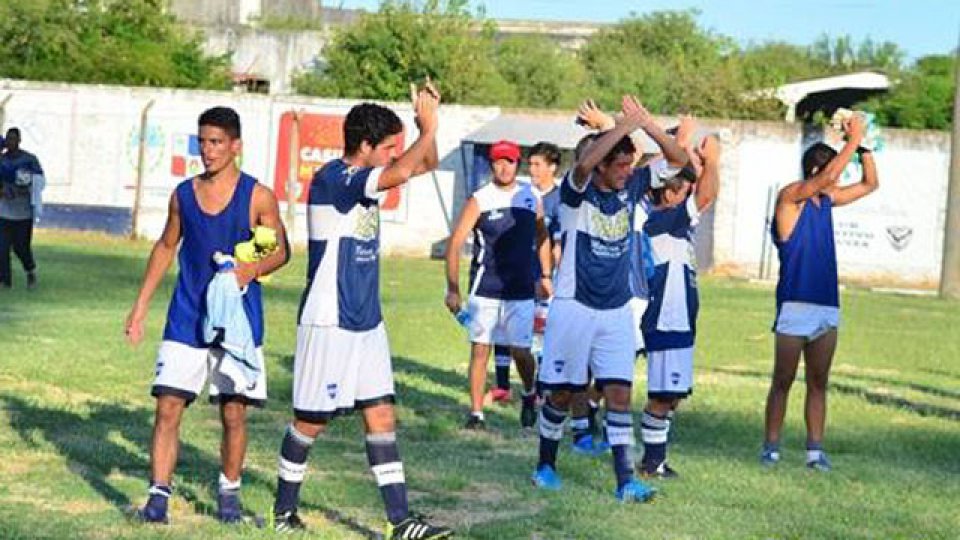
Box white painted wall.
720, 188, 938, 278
0, 79, 950, 286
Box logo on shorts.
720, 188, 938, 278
155, 362, 164, 377
670, 372, 681, 386
326, 383, 338, 399
554, 360, 565, 374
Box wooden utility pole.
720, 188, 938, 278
940, 41, 960, 299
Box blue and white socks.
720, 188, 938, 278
274, 424, 315, 515
365, 432, 409, 525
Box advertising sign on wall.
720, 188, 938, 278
272, 111, 407, 222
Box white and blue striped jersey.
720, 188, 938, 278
298, 159, 385, 331
641, 196, 701, 351
554, 167, 651, 310
469, 181, 541, 300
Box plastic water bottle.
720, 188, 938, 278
455, 309, 472, 328
212, 251, 236, 271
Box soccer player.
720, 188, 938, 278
445, 139, 553, 431
124, 106, 290, 524
270, 85, 452, 539
761, 114, 876, 471
533, 95, 687, 502
638, 128, 721, 479
490, 142, 562, 405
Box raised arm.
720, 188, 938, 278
234, 184, 291, 287
693, 135, 721, 212
623, 95, 688, 168
573, 97, 649, 188
124, 193, 182, 346
378, 83, 441, 190
444, 197, 481, 314
779, 116, 865, 205
826, 149, 878, 207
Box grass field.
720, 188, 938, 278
0, 230, 958, 539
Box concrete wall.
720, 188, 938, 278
0, 79, 498, 256
0, 79, 950, 286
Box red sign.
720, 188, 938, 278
273, 111, 402, 210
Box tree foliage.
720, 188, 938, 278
0, 0, 229, 89
294, 0, 514, 105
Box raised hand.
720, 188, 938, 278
843, 113, 866, 143
675, 115, 697, 148
414, 78, 440, 134
577, 99, 614, 131
697, 134, 721, 164
619, 95, 653, 131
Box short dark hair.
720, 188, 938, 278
529, 141, 561, 166
651, 176, 691, 205
198, 107, 241, 139
343, 103, 404, 156
801, 142, 837, 179
600, 136, 636, 166
5, 127, 20, 138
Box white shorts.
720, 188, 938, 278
538, 299, 636, 391
293, 323, 395, 422
774, 302, 840, 341
647, 347, 694, 399
152, 340, 267, 407
466, 296, 534, 348
629, 297, 649, 353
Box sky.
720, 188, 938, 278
329, 0, 959, 60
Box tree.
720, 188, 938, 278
493, 36, 586, 109
294, 0, 514, 105
0, 0, 229, 89
861, 54, 955, 130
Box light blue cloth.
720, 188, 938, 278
203, 265, 261, 390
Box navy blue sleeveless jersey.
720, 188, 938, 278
469, 181, 540, 300
773, 194, 840, 310
163, 173, 264, 347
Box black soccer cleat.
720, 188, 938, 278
386, 513, 453, 539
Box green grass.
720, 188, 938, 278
1, 230, 958, 539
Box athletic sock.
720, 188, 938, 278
640, 410, 669, 470
806, 441, 824, 463
537, 401, 567, 469
605, 410, 636, 489
366, 432, 409, 525
274, 424, 315, 515
494, 345, 511, 390
587, 400, 600, 435
570, 416, 591, 443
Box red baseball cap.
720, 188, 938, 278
489, 140, 521, 162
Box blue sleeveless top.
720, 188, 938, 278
163, 173, 264, 347
772, 194, 839, 310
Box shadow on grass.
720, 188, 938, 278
705, 366, 960, 421
0, 393, 383, 538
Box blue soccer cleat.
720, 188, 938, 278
531, 464, 562, 490
806, 452, 832, 472
571, 434, 597, 455
216, 492, 244, 524
615, 478, 657, 503
760, 448, 781, 467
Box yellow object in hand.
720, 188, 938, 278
252, 226, 278, 251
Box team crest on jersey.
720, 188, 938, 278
488, 209, 504, 221
524, 197, 535, 210
326, 383, 338, 399
354, 205, 380, 241
588, 206, 631, 242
